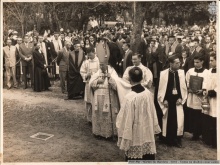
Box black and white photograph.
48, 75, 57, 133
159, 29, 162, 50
1, 0, 219, 163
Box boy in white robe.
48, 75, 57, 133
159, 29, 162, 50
202, 53, 217, 148
80, 47, 100, 123
185, 55, 209, 140
158, 54, 187, 147
117, 67, 161, 160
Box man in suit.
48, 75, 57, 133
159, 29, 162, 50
19, 35, 34, 89
3, 39, 19, 89
184, 42, 198, 73
15, 37, 23, 84
165, 36, 178, 56
60, 32, 66, 47
194, 38, 208, 69
139, 33, 149, 66
121, 42, 133, 74
57, 41, 71, 94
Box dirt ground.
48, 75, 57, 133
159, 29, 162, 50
3, 81, 217, 162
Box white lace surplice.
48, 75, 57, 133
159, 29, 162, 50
116, 89, 161, 159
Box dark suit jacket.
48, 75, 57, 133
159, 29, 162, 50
123, 49, 133, 73
138, 39, 148, 66
175, 44, 183, 57
196, 46, 209, 69
108, 41, 122, 73
184, 50, 198, 73
19, 42, 34, 66
43, 40, 53, 64
57, 47, 70, 72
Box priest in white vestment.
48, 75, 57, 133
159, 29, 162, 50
80, 47, 100, 123
117, 67, 161, 160
123, 53, 153, 89
158, 54, 187, 147
89, 62, 120, 138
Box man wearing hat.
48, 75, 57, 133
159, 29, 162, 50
158, 54, 187, 147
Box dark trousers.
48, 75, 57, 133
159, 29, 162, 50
202, 114, 217, 148
59, 71, 68, 92
125, 154, 155, 161
22, 64, 33, 88
190, 108, 202, 138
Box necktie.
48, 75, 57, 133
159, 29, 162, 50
168, 45, 172, 53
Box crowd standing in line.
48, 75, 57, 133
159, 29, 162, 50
3, 19, 217, 160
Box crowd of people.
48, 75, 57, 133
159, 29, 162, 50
3, 19, 217, 160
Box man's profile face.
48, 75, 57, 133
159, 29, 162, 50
122, 44, 128, 51
209, 57, 216, 68
132, 55, 141, 66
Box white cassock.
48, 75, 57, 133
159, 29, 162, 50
80, 56, 100, 103
123, 63, 153, 89
158, 69, 187, 137
116, 88, 161, 158
206, 68, 217, 117
80, 56, 100, 122
52, 39, 63, 75
186, 68, 209, 111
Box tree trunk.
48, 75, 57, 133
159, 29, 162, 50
21, 22, 25, 38
130, 2, 146, 53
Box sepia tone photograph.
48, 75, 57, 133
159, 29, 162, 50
1, 0, 218, 163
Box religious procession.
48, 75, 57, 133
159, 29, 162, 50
2, 1, 217, 162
